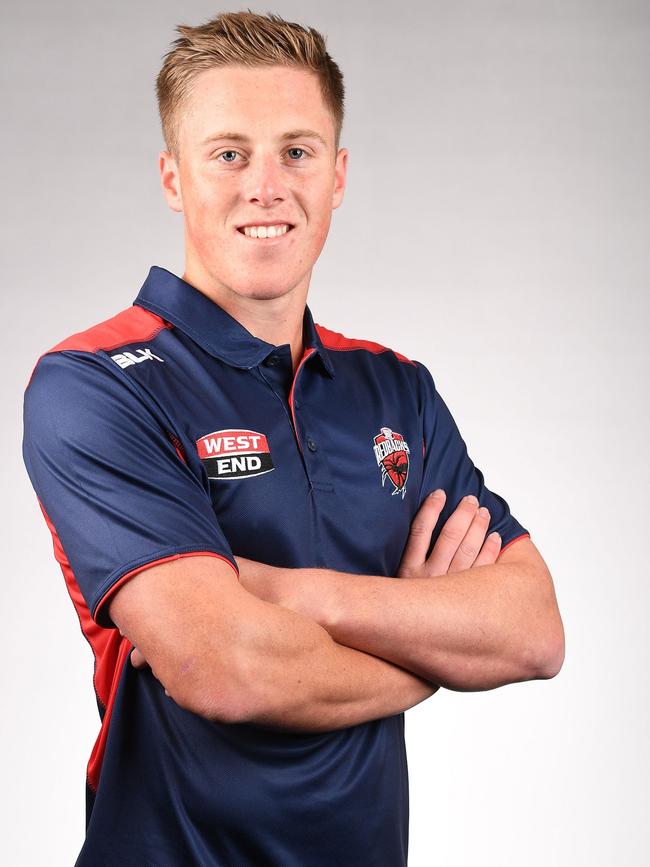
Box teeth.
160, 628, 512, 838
242, 224, 291, 238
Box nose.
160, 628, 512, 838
244, 153, 288, 207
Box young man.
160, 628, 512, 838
22, 11, 564, 866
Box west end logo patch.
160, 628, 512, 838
196, 429, 275, 480
373, 426, 410, 499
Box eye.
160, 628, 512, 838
217, 150, 240, 163
287, 147, 306, 160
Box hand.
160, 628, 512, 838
129, 646, 171, 697
130, 646, 148, 669
235, 556, 286, 606
397, 490, 502, 579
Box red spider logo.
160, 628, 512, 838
383, 451, 409, 489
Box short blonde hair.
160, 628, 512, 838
156, 10, 345, 160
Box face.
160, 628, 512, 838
159, 64, 348, 303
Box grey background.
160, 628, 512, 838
3, 1, 649, 864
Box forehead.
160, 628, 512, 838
180, 64, 334, 147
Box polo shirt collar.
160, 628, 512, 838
133, 265, 335, 378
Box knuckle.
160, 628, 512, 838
440, 526, 462, 543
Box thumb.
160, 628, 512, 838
130, 646, 148, 669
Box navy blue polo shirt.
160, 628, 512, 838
22, 265, 530, 866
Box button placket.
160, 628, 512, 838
288, 349, 315, 458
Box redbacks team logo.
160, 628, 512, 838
373, 426, 410, 499
196, 429, 274, 480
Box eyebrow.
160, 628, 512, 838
201, 128, 328, 148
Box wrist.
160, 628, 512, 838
235, 556, 284, 605
233, 558, 341, 635
286, 567, 343, 632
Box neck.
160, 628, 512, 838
182, 262, 310, 374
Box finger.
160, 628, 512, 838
473, 531, 502, 567
130, 647, 148, 669
398, 490, 446, 577
448, 505, 492, 573
427, 494, 479, 575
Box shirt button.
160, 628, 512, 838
294, 399, 301, 409
265, 355, 280, 367
307, 437, 317, 452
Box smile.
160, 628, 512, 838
237, 223, 294, 240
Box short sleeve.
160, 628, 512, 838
22, 350, 239, 628
414, 360, 530, 555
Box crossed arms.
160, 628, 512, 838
111, 489, 565, 734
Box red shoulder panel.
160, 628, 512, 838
26, 305, 172, 389
48, 304, 170, 354
315, 323, 416, 366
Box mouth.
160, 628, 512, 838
236, 222, 295, 241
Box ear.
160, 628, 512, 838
159, 150, 183, 213
332, 147, 348, 210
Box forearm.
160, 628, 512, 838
236, 547, 562, 692
227, 602, 438, 732
115, 557, 438, 734
296, 566, 538, 691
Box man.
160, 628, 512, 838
22, 11, 564, 866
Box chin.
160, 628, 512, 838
232, 277, 300, 301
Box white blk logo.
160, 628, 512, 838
110, 348, 165, 369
